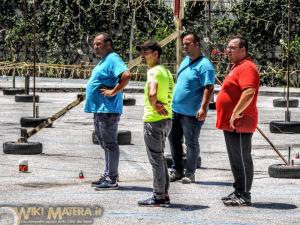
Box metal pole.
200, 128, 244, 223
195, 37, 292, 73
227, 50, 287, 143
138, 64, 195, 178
25, 74, 30, 95
18, 94, 85, 143
176, 0, 183, 71
288, 146, 291, 165
32, 0, 36, 118
109, 0, 112, 36
285, 0, 291, 122
208, 0, 211, 59
256, 127, 288, 165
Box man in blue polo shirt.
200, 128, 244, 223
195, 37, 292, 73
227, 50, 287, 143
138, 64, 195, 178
168, 32, 215, 184
85, 32, 131, 190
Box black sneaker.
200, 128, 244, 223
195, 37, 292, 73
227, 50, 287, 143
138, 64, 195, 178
165, 193, 170, 204
169, 170, 184, 182
138, 196, 169, 207
223, 193, 251, 207
94, 179, 119, 190
91, 176, 107, 187
221, 191, 238, 201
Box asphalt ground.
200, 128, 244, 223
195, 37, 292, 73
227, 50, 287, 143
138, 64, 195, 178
0, 78, 300, 225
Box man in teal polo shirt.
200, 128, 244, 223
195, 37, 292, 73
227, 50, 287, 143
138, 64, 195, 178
169, 32, 215, 184
85, 32, 131, 190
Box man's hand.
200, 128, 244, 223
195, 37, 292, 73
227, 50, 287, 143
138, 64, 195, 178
196, 108, 207, 121
100, 87, 116, 97
229, 112, 244, 129
155, 101, 168, 116
99, 70, 131, 97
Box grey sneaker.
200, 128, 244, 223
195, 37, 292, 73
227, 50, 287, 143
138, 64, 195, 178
138, 196, 169, 207
169, 170, 184, 182
91, 176, 107, 187
94, 178, 119, 190
181, 174, 195, 184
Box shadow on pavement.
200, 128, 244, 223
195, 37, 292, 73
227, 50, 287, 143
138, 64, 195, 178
251, 202, 297, 210
119, 186, 152, 192
168, 204, 209, 211
195, 181, 232, 186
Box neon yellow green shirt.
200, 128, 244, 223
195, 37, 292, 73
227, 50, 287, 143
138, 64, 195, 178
143, 65, 174, 122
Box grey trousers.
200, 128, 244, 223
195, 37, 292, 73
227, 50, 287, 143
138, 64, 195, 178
94, 113, 120, 181
144, 119, 172, 197
224, 130, 254, 195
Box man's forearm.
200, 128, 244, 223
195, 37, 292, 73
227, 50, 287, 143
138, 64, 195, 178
149, 95, 158, 107
233, 88, 256, 115
200, 85, 214, 110
112, 71, 131, 94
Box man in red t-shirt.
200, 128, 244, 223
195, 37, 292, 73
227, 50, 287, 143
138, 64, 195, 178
216, 36, 259, 206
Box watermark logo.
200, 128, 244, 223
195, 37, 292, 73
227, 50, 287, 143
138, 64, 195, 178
0, 205, 103, 225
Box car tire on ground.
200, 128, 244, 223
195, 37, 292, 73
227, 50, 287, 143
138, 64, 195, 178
268, 164, 300, 178
3, 88, 25, 95
123, 98, 136, 106
117, 130, 131, 145
92, 130, 131, 145
269, 121, 300, 134
3, 141, 43, 155
273, 98, 299, 108
20, 117, 52, 128
15, 94, 40, 103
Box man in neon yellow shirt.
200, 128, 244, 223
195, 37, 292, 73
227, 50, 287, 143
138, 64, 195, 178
136, 40, 174, 207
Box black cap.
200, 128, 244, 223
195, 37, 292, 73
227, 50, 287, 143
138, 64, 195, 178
136, 40, 162, 55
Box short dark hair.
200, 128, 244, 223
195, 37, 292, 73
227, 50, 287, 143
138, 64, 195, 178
182, 32, 200, 44
231, 35, 248, 52
136, 40, 162, 58
95, 32, 113, 48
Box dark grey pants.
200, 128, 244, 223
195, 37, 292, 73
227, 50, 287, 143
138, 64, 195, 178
144, 119, 172, 197
224, 130, 254, 195
94, 113, 120, 181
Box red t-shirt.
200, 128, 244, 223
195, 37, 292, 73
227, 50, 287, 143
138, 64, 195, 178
216, 58, 259, 133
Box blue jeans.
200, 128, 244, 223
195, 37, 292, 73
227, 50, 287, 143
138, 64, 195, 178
168, 111, 204, 175
94, 113, 120, 181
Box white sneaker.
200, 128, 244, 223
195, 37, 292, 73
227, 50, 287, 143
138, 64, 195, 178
181, 174, 195, 184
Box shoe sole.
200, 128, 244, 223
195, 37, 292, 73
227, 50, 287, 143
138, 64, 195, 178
138, 203, 170, 207
170, 177, 184, 182
223, 201, 251, 207
181, 180, 195, 184
182, 182, 193, 184
94, 186, 119, 191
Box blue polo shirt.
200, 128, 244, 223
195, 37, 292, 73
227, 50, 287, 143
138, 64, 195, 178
172, 56, 215, 116
84, 52, 128, 113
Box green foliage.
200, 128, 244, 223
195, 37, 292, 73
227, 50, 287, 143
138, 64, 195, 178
192, 0, 300, 86
1, 0, 300, 87
260, 63, 286, 87
0, 0, 174, 64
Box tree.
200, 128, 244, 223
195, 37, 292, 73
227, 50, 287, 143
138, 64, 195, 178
0, 0, 175, 64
